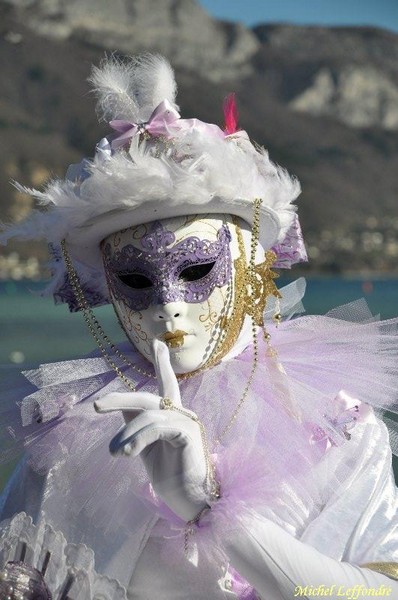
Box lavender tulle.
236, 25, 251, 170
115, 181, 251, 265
1, 294, 398, 596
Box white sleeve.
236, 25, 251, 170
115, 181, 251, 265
301, 414, 398, 564
223, 516, 397, 600
222, 415, 398, 599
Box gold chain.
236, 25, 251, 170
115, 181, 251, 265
61, 199, 274, 445
61, 198, 279, 486
61, 241, 149, 391
61, 237, 241, 388
182, 198, 265, 552
61, 239, 221, 523
161, 396, 220, 554
61, 199, 277, 541
214, 198, 263, 444
161, 398, 220, 501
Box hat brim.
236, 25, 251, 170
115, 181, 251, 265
66, 197, 281, 270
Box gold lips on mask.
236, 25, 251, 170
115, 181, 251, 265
162, 330, 188, 348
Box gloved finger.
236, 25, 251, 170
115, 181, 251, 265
152, 339, 182, 406
109, 410, 194, 456
94, 392, 162, 413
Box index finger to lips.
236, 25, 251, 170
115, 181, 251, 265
152, 339, 182, 406
94, 392, 161, 413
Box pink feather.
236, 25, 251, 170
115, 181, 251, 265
223, 93, 239, 135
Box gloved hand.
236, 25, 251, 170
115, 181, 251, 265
94, 339, 211, 522
223, 515, 398, 600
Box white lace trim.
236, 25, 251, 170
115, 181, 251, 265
0, 512, 127, 599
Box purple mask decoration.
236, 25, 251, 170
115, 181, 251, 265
103, 222, 232, 311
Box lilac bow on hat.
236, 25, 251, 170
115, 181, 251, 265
109, 99, 181, 149
109, 98, 225, 150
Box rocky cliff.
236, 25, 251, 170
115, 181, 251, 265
3, 0, 259, 80
255, 25, 398, 130
1, 0, 398, 275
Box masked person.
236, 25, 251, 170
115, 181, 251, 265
0, 55, 397, 600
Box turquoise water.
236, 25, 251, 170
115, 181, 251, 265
1, 277, 398, 366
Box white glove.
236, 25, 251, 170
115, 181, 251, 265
223, 516, 398, 599
94, 339, 210, 522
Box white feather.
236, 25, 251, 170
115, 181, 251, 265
12, 181, 53, 206
129, 54, 178, 121
89, 54, 178, 123
89, 55, 140, 122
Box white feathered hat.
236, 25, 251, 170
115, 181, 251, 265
0, 54, 306, 310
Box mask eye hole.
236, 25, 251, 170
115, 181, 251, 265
179, 262, 216, 282
117, 273, 153, 289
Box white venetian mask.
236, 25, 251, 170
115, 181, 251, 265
102, 214, 257, 374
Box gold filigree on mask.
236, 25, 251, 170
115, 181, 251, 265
192, 214, 281, 372
205, 249, 246, 367
199, 301, 220, 332
251, 251, 281, 328
215, 218, 281, 343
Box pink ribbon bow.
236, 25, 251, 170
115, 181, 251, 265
109, 99, 181, 150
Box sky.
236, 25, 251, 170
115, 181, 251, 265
198, 0, 398, 34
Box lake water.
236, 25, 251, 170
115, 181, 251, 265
1, 276, 398, 366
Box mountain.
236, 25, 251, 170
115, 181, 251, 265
2, 0, 259, 80
254, 24, 398, 130
1, 0, 398, 276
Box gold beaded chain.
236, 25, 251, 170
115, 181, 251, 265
214, 198, 263, 444
60, 198, 278, 447
183, 198, 266, 551
60, 199, 280, 553
61, 240, 148, 391
178, 198, 278, 447
161, 397, 220, 500
61, 241, 220, 536
62, 235, 241, 386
